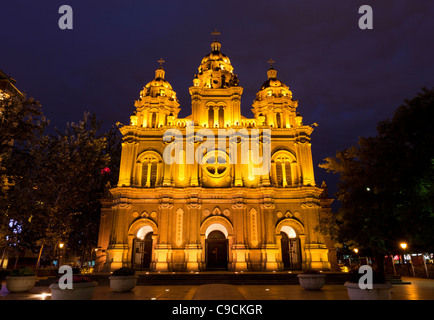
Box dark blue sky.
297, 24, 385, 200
1, 0, 434, 198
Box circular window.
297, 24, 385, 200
203, 151, 229, 177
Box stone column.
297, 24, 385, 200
154, 201, 173, 271
260, 199, 279, 270
185, 197, 202, 271
106, 200, 131, 271
231, 201, 248, 271
118, 140, 138, 187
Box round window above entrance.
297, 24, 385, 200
203, 151, 228, 177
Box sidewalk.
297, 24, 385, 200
1, 277, 433, 300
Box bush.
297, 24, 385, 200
9, 267, 35, 277
302, 269, 320, 274
36, 267, 59, 277
112, 267, 135, 276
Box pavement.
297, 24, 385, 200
0, 277, 433, 300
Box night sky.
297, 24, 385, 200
1, 0, 434, 199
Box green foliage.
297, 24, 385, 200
1, 94, 122, 266
9, 267, 35, 277
112, 267, 136, 276
320, 87, 434, 271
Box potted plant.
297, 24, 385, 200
297, 269, 326, 290
50, 275, 98, 300
5, 267, 39, 293
344, 266, 392, 300
109, 267, 138, 292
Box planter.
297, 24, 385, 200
344, 281, 392, 300
5, 276, 38, 293
297, 273, 326, 290
109, 275, 138, 292
49, 281, 98, 300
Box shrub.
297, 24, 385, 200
112, 267, 136, 276
9, 267, 35, 277
302, 269, 320, 274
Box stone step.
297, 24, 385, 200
35, 272, 350, 286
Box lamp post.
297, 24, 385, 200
59, 243, 64, 267
353, 248, 359, 265
400, 242, 407, 264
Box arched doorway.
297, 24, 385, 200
206, 230, 228, 270
132, 231, 153, 270
280, 227, 302, 270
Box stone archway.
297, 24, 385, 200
128, 218, 158, 270
276, 218, 305, 270
200, 216, 234, 270
205, 230, 228, 270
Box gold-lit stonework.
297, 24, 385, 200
96, 39, 336, 272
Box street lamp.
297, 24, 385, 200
400, 242, 407, 264
59, 243, 65, 267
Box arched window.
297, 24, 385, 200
151, 112, 157, 128
136, 151, 163, 187
276, 113, 282, 128
272, 151, 297, 187
208, 107, 214, 128
218, 106, 224, 128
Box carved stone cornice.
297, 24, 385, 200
112, 197, 132, 209
231, 203, 246, 210
158, 203, 173, 210
187, 194, 202, 209
260, 203, 275, 210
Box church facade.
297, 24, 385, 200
96, 39, 335, 272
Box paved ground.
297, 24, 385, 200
0, 277, 433, 300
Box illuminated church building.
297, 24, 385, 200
97, 38, 336, 272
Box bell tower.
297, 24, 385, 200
132, 58, 180, 129
189, 31, 243, 128
252, 60, 300, 129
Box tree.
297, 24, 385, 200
0, 95, 48, 268
320, 87, 434, 275
26, 112, 115, 266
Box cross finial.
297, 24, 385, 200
211, 29, 221, 41
267, 58, 275, 68
157, 57, 165, 68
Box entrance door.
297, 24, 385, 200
206, 230, 228, 270
281, 232, 301, 270
133, 232, 153, 270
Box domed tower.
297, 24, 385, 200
131, 60, 180, 128
189, 39, 243, 127
252, 62, 301, 128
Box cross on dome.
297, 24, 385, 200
211, 29, 222, 52
157, 58, 166, 68
155, 58, 166, 79
211, 29, 221, 41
